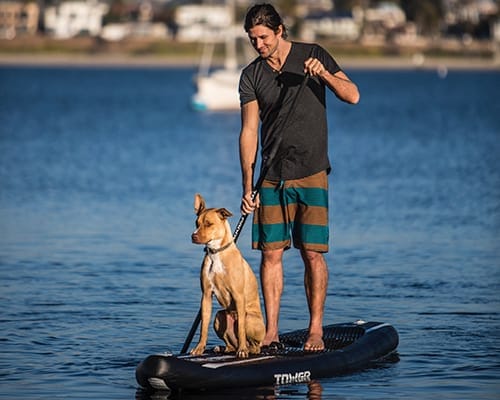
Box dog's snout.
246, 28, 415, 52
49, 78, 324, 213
192, 231, 200, 243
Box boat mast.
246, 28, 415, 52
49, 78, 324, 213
224, 0, 237, 71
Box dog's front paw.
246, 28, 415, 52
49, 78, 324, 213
249, 344, 262, 355
236, 347, 249, 359
190, 344, 206, 356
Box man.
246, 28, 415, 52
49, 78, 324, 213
239, 3, 359, 351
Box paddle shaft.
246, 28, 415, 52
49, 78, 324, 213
180, 73, 310, 354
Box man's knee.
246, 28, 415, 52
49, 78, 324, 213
300, 249, 325, 265
261, 248, 284, 267
214, 310, 225, 331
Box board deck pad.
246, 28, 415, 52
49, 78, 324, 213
171, 323, 370, 367
279, 323, 365, 350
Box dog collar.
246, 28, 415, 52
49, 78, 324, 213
205, 241, 233, 255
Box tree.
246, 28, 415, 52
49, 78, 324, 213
400, 0, 444, 36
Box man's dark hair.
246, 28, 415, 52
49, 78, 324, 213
244, 3, 288, 39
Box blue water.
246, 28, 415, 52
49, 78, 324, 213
1, 66, 499, 399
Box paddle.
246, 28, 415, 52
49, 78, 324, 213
180, 72, 310, 354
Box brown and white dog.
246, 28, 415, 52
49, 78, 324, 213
190, 193, 265, 358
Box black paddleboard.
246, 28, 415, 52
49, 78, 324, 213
136, 320, 399, 392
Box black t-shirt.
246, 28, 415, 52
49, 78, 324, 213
239, 42, 340, 180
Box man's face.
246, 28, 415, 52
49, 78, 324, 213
247, 24, 281, 59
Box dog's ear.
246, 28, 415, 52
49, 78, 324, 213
194, 193, 206, 215
217, 208, 233, 220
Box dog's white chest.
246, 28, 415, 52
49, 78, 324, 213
207, 253, 225, 275
204, 254, 228, 304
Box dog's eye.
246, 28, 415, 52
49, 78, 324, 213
204, 221, 213, 227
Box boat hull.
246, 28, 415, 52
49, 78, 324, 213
192, 69, 241, 111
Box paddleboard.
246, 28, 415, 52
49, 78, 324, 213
136, 320, 399, 392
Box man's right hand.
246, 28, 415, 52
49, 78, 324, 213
241, 191, 260, 215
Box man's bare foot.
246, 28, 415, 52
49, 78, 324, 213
262, 332, 279, 347
304, 333, 324, 351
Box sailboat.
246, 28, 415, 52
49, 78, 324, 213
191, 34, 242, 111
191, 1, 248, 112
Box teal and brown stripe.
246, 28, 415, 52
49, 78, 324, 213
252, 171, 329, 252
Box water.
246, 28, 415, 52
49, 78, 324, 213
0, 66, 499, 399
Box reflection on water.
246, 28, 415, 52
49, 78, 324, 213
135, 380, 323, 400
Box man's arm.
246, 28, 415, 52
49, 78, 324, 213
321, 70, 360, 104
304, 58, 360, 104
239, 100, 260, 214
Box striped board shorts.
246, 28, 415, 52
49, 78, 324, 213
252, 170, 329, 252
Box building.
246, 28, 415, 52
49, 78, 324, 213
0, 1, 39, 39
300, 11, 360, 41
44, 0, 109, 39
174, 4, 234, 42
99, 0, 169, 41
299, 1, 411, 43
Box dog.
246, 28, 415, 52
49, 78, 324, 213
190, 193, 265, 358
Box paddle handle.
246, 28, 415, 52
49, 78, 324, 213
232, 189, 258, 242
180, 309, 201, 354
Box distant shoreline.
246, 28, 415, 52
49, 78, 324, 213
0, 53, 498, 71
1, 35, 498, 70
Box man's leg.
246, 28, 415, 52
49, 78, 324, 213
301, 249, 328, 351
213, 310, 237, 352
260, 248, 284, 346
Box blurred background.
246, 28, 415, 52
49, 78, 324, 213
0, 0, 499, 69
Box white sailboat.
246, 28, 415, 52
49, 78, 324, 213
191, 34, 242, 111
191, 1, 248, 112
